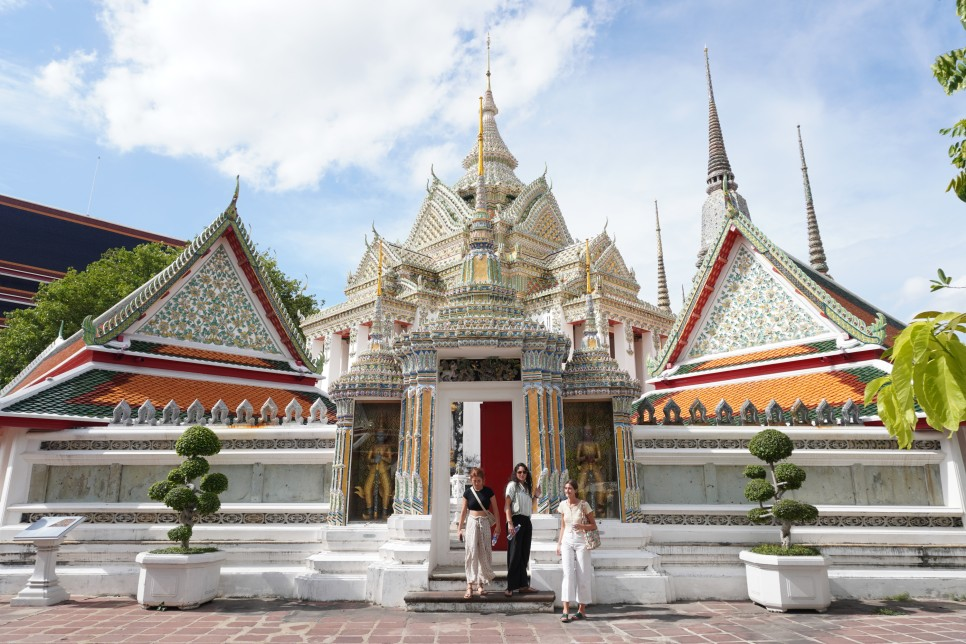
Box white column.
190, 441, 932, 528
638, 330, 654, 393
350, 323, 369, 369
611, 321, 631, 373
463, 402, 482, 469
324, 332, 344, 384
564, 322, 576, 359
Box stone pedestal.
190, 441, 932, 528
11, 541, 70, 607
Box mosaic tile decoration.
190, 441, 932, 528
139, 246, 283, 354
687, 245, 828, 358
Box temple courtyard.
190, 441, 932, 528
0, 595, 965, 643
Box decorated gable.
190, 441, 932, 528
516, 194, 572, 248
137, 245, 283, 355
686, 244, 831, 359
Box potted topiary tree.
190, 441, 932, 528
738, 428, 830, 612
136, 425, 229, 609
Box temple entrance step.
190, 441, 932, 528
428, 564, 506, 591
408, 565, 555, 612
404, 590, 556, 613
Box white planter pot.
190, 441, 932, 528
136, 550, 226, 609
738, 550, 830, 612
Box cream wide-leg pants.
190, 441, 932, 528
464, 515, 495, 586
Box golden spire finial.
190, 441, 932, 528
585, 239, 591, 295
478, 96, 484, 177
486, 33, 491, 90
377, 239, 383, 297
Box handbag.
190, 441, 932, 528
581, 505, 601, 550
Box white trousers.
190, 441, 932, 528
560, 530, 593, 604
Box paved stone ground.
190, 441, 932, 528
1, 596, 965, 643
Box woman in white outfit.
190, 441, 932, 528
556, 478, 597, 622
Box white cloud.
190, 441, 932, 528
49, 0, 598, 191
34, 50, 96, 99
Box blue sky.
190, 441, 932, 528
0, 0, 963, 322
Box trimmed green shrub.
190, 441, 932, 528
148, 425, 228, 552
743, 428, 819, 552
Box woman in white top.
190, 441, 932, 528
555, 478, 597, 622
503, 462, 541, 596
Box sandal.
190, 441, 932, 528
504, 589, 513, 597
463, 586, 473, 599
571, 612, 586, 620
560, 613, 571, 622
477, 586, 487, 597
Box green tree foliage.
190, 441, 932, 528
0, 243, 180, 387
0, 242, 320, 389
257, 250, 321, 329
865, 312, 966, 448
931, 0, 966, 201
865, 4, 966, 448
743, 429, 818, 552
148, 425, 227, 551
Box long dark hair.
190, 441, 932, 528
508, 462, 533, 495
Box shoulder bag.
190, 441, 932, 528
470, 487, 496, 525
581, 503, 601, 550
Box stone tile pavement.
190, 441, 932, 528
0, 595, 964, 643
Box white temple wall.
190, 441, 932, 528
634, 426, 966, 548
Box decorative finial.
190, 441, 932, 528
486, 33, 492, 91
232, 175, 239, 205
655, 201, 671, 312
478, 96, 484, 178
585, 239, 592, 295
798, 125, 830, 276
704, 48, 737, 195
377, 239, 384, 297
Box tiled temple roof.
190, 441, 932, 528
126, 340, 297, 372
635, 364, 886, 426
3, 368, 335, 423
0, 334, 85, 397
672, 340, 839, 375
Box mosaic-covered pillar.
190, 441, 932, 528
393, 341, 436, 515
523, 341, 569, 514
327, 396, 355, 525
612, 392, 642, 522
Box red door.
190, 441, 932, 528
480, 401, 513, 552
